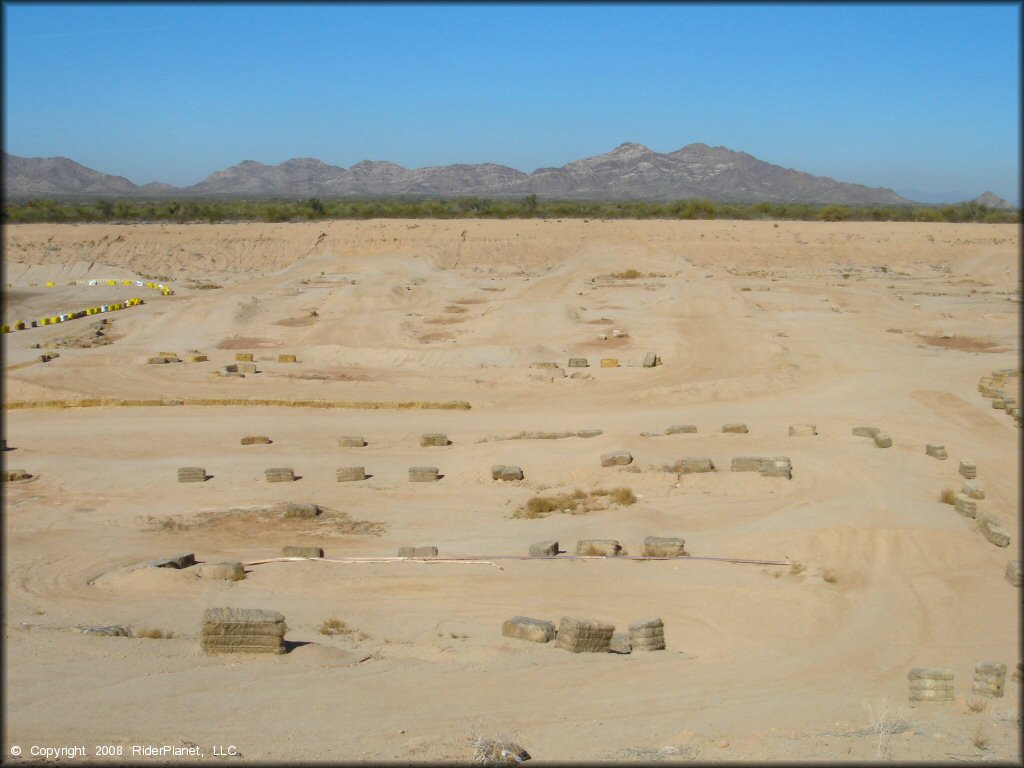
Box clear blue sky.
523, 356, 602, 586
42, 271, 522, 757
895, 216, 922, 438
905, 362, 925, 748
4, 2, 1020, 203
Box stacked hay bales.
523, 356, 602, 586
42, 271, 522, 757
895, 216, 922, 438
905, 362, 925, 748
628, 618, 666, 651
907, 668, 954, 703
788, 424, 817, 436
195, 561, 245, 580
959, 460, 977, 480
962, 480, 985, 500
576, 540, 622, 556
677, 457, 714, 474
972, 662, 1006, 698
722, 423, 748, 433
158, 352, 180, 362
241, 436, 272, 445
925, 444, 948, 460
282, 546, 324, 558
600, 450, 632, 467
730, 456, 762, 472
609, 633, 632, 654
759, 457, 792, 479
1006, 560, 1022, 587
265, 467, 296, 483
398, 546, 439, 557
336, 467, 366, 482
954, 494, 977, 518
555, 617, 614, 653
3, 469, 32, 482
600, 358, 620, 368
235, 353, 254, 362
665, 424, 697, 434
643, 537, 687, 557
278, 354, 297, 363
529, 540, 559, 557
189, 354, 208, 363
502, 617, 556, 643
281, 503, 319, 518
421, 433, 449, 446
150, 553, 196, 569
873, 432, 893, 448
408, 466, 439, 482
568, 358, 589, 368
642, 352, 661, 368
177, 467, 206, 483
491, 465, 524, 481
201, 607, 286, 655
977, 512, 1010, 547
337, 436, 366, 447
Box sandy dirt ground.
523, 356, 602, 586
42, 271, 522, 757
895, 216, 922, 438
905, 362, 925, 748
2, 219, 1021, 764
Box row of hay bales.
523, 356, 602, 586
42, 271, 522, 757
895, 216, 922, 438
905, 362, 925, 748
503, 616, 666, 654
176, 465, 447, 483
942, 458, 1012, 550
978, 368, 1022, 427
3, 398, 472, 411
604, 450, 794, 478
908, 662, 1016, 703
526, 537, 687, 558
86, 277, 173, 295
148, 352, 300, 367
2, 297, 144, 334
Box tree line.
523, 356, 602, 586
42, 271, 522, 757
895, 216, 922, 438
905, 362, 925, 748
2, 195, 1018, 224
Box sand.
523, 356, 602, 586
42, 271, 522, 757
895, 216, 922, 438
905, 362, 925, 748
2, 219, 1021, 762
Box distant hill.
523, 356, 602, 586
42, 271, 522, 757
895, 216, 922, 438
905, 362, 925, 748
969, 191, 1015, 210
2, 144, 918, 204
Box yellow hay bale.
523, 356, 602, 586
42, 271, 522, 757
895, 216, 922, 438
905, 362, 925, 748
278, 354, 297, 363
600, 358, 620, 368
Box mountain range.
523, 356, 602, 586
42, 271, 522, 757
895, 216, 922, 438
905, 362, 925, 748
1, 143, 1014, 208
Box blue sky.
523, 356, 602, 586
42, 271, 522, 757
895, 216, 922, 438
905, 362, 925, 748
3, 2, 1020, 203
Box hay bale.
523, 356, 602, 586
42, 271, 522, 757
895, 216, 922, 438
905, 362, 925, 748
555, 617, 614, 653
241, 435, 272, 445
201, 607, 285, 655
408, 466, 440, 482
730, 456, 762, 472
961, 480, 985, 500
977, 512, 1010, 547
1013, 663, 1022, 683
150, 553, 196, 569
600, 450, 632, 467
278, 354, 297, 363
959, 460, 977, 479
759, 457, 792, 479
575, 429, 603, 438
568, 358, 589, 368
3, 469, 32, 482
337, 436, 366, 447
642, 352, 659, 368
421, 433, 449, 447
925, 443, 948, 460
265, 467, 296, 483
971, 662, 1006, 697
643, 536, 687, 557
600, 358, 620, 368
189, 354, 208, 363
873, 432, 893, 448
678, 457, 714, 474
177, 467, 207, 483
491, 465, 524, 481
722, 423, 748, 433
575, 539, 622, 557
954, 494, 977, 518
908, 678, 955, 690
235, 353, 254, 362
971, 681, 1005, 697
195, 561, 245, 580
665, 424, 697, 434
992, 398, 1006, 409
281, 503, 319, 518
788, 424, 817, 436
282, 546, 324, 558
609, 633, 632, 654
529, 540, 559, 557
852, 426, 880, 438
908, 688, 954, 702
147, 356, 171, 364
502, 616, 556, 643
628, 618, 665, 651
1005, 559, 1022, 587
336, 466, 366, 482
399, 546, 438, 557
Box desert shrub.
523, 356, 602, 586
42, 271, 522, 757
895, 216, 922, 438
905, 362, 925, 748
939, 488, 957, 505
136, 627, 173, 639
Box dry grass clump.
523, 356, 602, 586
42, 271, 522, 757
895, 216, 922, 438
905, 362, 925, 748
145, 515, 191, 531
972, 723, 989, 750
939, 488, 957, 505
512, 487, 636, 519
319, 618, 369, 640
789, 561, 807, 575
821, 568, 838, 583
602, 269, 667, 280
136, 627, 174, 639
862, 698, 912, 759
966, 697, 988, 713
